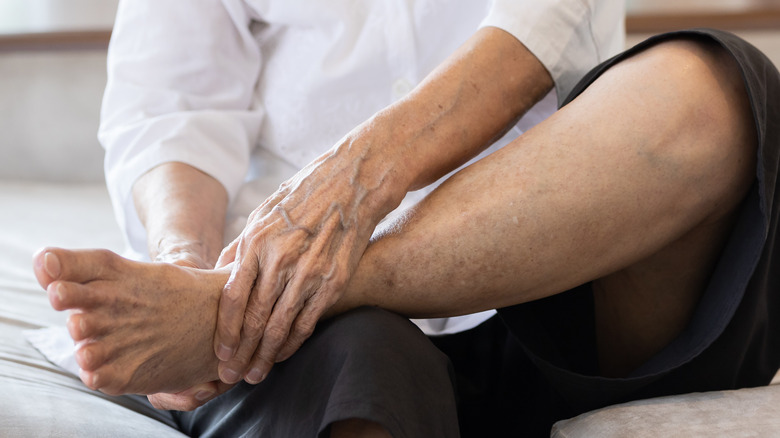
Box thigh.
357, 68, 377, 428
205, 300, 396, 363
174, 307, 458, 438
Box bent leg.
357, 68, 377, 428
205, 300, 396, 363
340, 37, 757, 371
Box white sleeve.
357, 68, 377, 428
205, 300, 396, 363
98, 0, 263, 257
480, 0, 625, 106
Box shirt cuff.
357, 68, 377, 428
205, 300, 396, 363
101, 111, 260, 257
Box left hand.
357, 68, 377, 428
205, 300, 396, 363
213, 135, 404, 385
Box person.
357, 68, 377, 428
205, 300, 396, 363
97, 0, 624, 416
34, 27, 780, 437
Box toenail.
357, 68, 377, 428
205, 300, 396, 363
44, 252, 61, 279
82, 348, 93, 366
246, 368, 265, 384
195, 390, 213, 401
51, 283, 64, 302
221, 368, 240, 383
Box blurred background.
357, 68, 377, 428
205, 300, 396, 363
0, 0, 778, 184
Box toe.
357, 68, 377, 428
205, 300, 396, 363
75, 342, 105, 371
48, 281, 99, 311
67, 312, 101, 341
40, 248, 124, 284
32, 248, 57, 288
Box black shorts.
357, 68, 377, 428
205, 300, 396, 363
174, 29, 780, 438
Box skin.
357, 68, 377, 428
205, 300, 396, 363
33, 37, 755, 414
130, 25, 553, 402
133, 162, 228, 269
212, 25, 554, 388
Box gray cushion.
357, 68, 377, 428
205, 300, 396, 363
552, 385, 780, 438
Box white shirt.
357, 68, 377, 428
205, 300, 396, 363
98, 0, 624, 334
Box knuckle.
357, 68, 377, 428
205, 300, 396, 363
221, 282, 246, 305
264, 325, 289, 344
242, 309, 267, 337
293, 321, 316, 341
252, 348, 276, 367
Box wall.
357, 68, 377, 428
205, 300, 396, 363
0, 2, 778, 183
0, 50, 107, 182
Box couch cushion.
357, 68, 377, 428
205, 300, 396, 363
551, 384, 780, 438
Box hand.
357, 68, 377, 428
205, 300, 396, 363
213, 137, 403, 385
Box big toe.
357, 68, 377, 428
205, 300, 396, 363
32, 247, 61, 288
37, 247, 123, 284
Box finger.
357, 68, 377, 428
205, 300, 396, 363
216, 238, 239, 269
243, 284, 310, 384
214, 240, 259, 361
217, 264, 286, 384
274, 303, 324, 363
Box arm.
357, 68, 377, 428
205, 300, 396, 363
99, 0, 262, 261
133, 162, 227, 268
213, 26, 554, 384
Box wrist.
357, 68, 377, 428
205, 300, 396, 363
150, 234, 220, 269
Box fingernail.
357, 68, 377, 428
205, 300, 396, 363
44, 252, 61, 279
245, 368, 265, 384
195, 390, 214, 401
221, 368, 240, 383
216, 343, 234, 361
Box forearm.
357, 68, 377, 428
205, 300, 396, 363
133, 162, 228, 266
356, 26, 552, 201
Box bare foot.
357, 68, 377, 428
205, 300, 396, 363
32, 247, 230, 396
